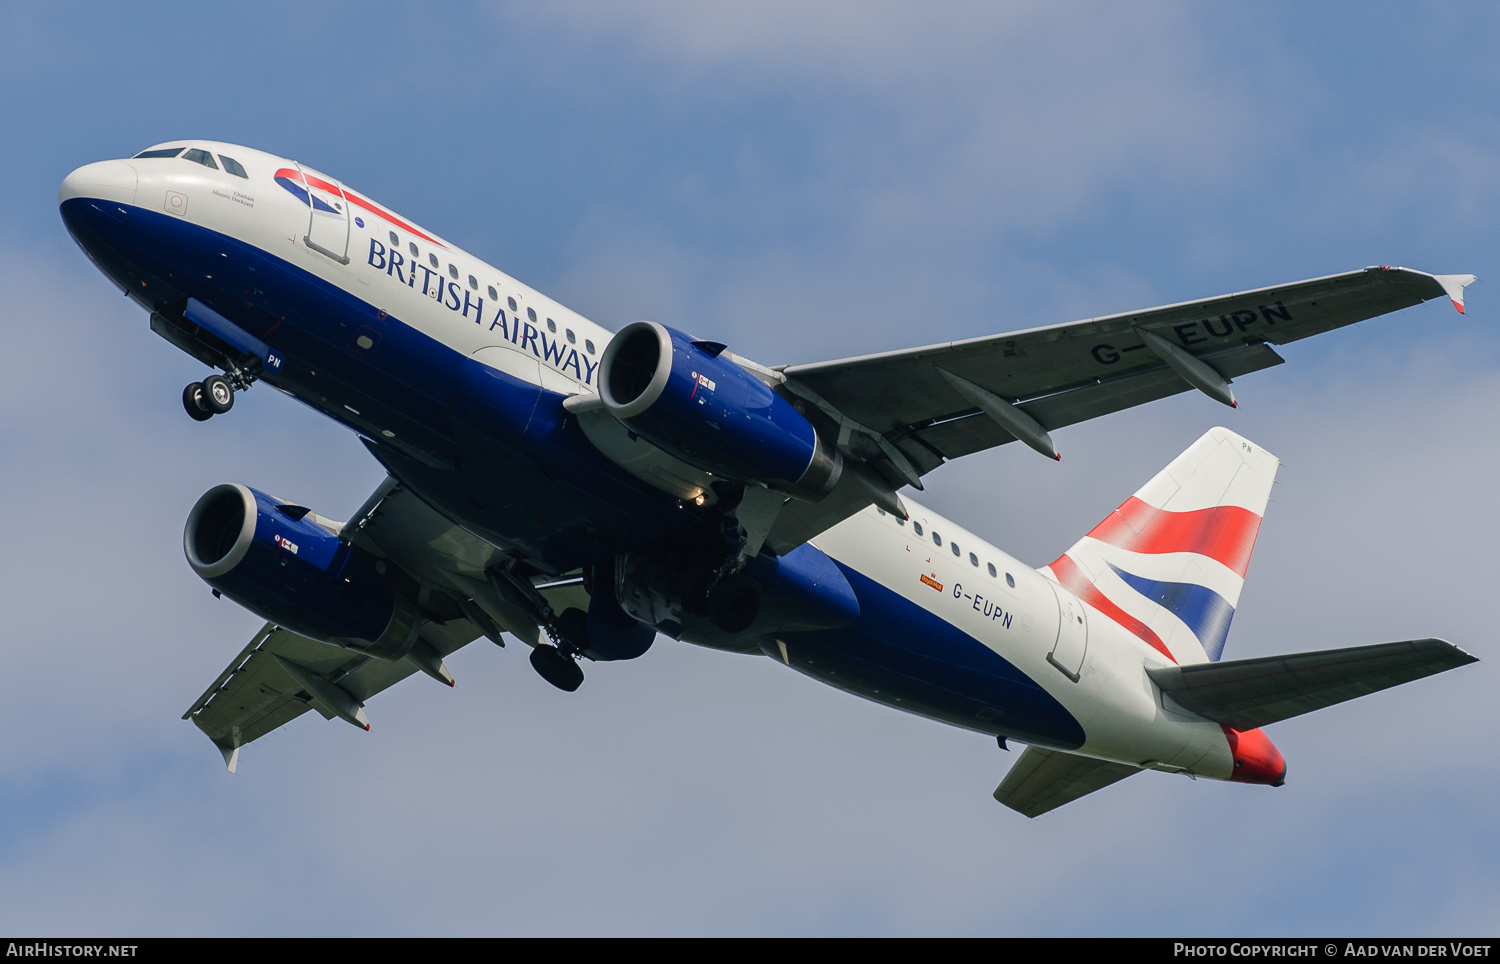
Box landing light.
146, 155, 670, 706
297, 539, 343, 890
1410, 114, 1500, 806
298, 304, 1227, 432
694, 494, 705, 506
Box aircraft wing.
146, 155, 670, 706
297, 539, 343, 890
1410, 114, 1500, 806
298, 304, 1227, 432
183, 477, 588, 769
764, 267, 1473, 552
184, 618, 477, 771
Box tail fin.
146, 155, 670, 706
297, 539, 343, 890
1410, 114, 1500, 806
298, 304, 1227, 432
1044, 427, 1279, 665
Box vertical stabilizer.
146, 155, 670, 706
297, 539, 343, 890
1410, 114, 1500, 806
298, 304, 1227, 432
1044, 427, 1279, 664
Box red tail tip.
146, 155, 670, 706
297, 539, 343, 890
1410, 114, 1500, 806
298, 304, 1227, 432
1224, 726, 1285, 785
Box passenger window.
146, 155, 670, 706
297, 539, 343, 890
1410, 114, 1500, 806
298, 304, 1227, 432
488, 286, 498, 300
468, 275, 478, 289
448, 264, 458, 280
876, 507, 887, 516
134, 147, 183, 159
895, 516, 905, 526
913, 522, 923, 536
566, 329, 576, 344
182, 148, 218, 169
969, 552, 978, 566
218, 156, 249, 178
389, 232, 400, 246
508, 297, 518, 311
1006, 573, 1016, 588
546, 318, 556, 333
585, 339, 595, 354
951, 542, 960, 557
933, 532, 942, 546
409, 242, 419, 257
987, 562, 997, 577
527, 308, 537, 322
429, 253, 439, 268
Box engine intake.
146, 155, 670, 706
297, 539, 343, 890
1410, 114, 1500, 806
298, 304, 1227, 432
185, 484, 420, 658
599, 322, 839, 499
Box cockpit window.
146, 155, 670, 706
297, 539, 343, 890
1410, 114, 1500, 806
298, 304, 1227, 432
134, 147, 184, 159
218, 155, 249, 179
182, 148, 218, 170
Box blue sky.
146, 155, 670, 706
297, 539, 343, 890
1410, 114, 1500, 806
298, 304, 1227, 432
1, 2, 1496, 935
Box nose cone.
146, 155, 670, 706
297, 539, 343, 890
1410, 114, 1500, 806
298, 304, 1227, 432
59, 160, 138, 207
1224, 726, 1287, 786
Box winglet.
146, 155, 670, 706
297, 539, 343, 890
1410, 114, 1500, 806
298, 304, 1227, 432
1434, 274, 1477, 314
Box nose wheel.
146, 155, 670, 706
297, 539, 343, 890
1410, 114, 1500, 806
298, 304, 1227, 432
182, 374, 236, 421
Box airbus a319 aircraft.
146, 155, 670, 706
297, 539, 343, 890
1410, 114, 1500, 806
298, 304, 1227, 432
59, 141, 1479, 816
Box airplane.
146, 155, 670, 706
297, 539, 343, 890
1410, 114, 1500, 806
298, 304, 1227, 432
58, 140, 1479, 817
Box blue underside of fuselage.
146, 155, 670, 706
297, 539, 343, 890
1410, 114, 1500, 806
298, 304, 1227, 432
779, 564, 1085, 749
61, 195, 1083, 747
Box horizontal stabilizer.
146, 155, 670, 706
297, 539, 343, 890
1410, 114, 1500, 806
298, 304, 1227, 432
1148, 638, 1477, 731
993, 746, 1141, 818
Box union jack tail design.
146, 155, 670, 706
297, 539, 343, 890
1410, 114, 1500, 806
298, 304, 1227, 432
1044, 427, 1279, 665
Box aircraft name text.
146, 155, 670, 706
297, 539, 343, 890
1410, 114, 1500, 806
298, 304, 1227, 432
953, 582, 1012, 628
366, 239, 597, 385
1091, 301, 1293, 365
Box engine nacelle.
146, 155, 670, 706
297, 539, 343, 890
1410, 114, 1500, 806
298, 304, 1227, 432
598, 322, 840, 499
184, 484, 420, 658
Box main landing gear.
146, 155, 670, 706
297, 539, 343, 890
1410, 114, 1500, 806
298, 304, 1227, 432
529, 606, 590, 692
182, 374, 237, 421
529, 643, 585, 692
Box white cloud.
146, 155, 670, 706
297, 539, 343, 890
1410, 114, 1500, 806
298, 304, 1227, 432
508, 2, 1297, 243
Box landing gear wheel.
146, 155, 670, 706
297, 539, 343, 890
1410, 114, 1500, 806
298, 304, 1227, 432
182, 382, 213, 421
203, 374, 235, 414
529, 644, 584, 692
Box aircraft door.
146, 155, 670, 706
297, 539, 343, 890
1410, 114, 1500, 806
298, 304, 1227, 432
1047, 583, 1088, 682
293, 162, 351, 265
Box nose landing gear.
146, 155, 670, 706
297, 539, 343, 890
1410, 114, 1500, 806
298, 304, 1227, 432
182, 381, 214, 421
181, 373, 243, 421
